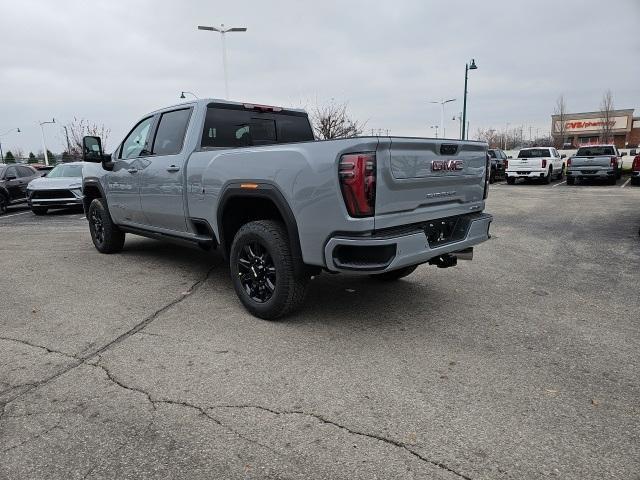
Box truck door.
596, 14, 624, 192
3, 166, 22, 201
138, 107, 192, 232
108, 116, 155, 225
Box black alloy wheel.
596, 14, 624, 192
237, 241, 277, 303
90, 207, 105, 246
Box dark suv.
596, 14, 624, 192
0, 164, 40, 214
487, 148, 508, 183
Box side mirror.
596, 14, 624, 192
561, 154, 567, 159
83, 136, 104, 163
620, 152, 626, 157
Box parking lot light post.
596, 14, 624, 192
430, 125, 439, 139
180, 91, 199, 99
0, 127, 21, 163
430, 99, 456, 138
39, 119, 55, 166
197, 24, 247, 99
461, 58, 477, 140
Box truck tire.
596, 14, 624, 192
631, 177, 640, 186
370, 265, 418, 281
557, 164, 564, 180
507, 177, 515, 185
543, 167, 552, 184
0, 193, 7, 215
567, 177, 575, 185
31, 206, 48, 215
608, 176, 617, 185
230, 220, 309, 320
489, 169, 496, 184
88, 198, 125, 254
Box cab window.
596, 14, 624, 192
120, 117, 154, 159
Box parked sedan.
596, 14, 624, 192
487, 148, 507, 183
0, 164, 41, 214
26, 162, 85, 215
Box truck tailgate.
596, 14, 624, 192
374, 138, 487, 230
507, 157, 544, 170
571, 156, 611, 168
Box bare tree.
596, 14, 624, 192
599, 90, 615, 144
61, 118, 111, 158
310, 100, 365, 140
553, 95, 568, 148
475, 128, 500, 148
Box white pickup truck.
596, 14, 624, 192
505, 147, 566, 185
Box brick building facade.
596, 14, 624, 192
551, 109, 640, 149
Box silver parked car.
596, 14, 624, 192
26, 162, 85, 215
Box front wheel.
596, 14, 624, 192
489, 169, 496, 184
0, 195, 7, 215
230, 220, 309, 320
370, 265, 418, 281
557, 164, 564, 180
506, 177, 516, 185
88, 198, 125, 253
567, 177, 575, 185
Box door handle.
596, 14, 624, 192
166, 165, 180, 172
127, 168, 138, 174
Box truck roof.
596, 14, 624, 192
150, 98, 308, 115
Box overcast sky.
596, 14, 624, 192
1, 0, 639, 154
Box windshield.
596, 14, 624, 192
576, 146, 615, 156
518, 149, 550, 158
46, 164, 83, 178
488, 150, 497, 158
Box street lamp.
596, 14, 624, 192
0, 128, 20, 163
39, 118, 55, 166
180, 91, 199, 99
197, 23, 247, 99
430, 125, 439, 139
461, 58, 477, 140
429, 98, 456, 138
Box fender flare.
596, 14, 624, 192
217, 182, 304, 272
82, 178, 107, 213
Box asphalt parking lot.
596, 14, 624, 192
1, 180, 639, 480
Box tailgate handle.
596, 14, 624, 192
440, 144, 459, 155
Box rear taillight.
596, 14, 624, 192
483, 153, 490, 199
541, 159, 547, 168
610, 156, 618, 167
504, 159, 508, 169
339, 153, 376, 217
633, 155, 640, 171
567, 157, 572, 167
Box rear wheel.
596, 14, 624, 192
31, 206, 48, 215
230, 220, 309, 320
543, 167, 552, 184
630, 177, 640, 186
88, 198, 125, 253
0, 194, 7, 215
557, 164, 565, 180
567, 177, 575, 186
370, 265, 418, 281
489, 169, 496, 184
507, 177, 515, 185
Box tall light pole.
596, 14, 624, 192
197, 23, 247, 99
0, 128, 20, 163
39, 118, 55, 166
429, 98, 456, 138
461, 58, 478, 140
504, 122, 510, 149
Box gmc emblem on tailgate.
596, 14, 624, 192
431, 159, 464, 171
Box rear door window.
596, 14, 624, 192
152, 108, 192, 155
17, 166, 35, 177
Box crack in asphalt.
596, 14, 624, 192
0, 336, 77, 359
0, 264, 218, 424
217, 404, 473, 480
1, 422, 63, 454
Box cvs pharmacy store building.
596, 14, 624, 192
551, 109, 640, 148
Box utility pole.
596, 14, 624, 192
63, 126, 72, 157
197, 23, 247, 99
429, 98, 455, 138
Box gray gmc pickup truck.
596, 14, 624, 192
81, 99, 492, 319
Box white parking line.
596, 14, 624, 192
0, 211, 31, 219
552, 181, 567, 188
621, 178, 630, 188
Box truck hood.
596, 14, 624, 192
27, 177, 83, 190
